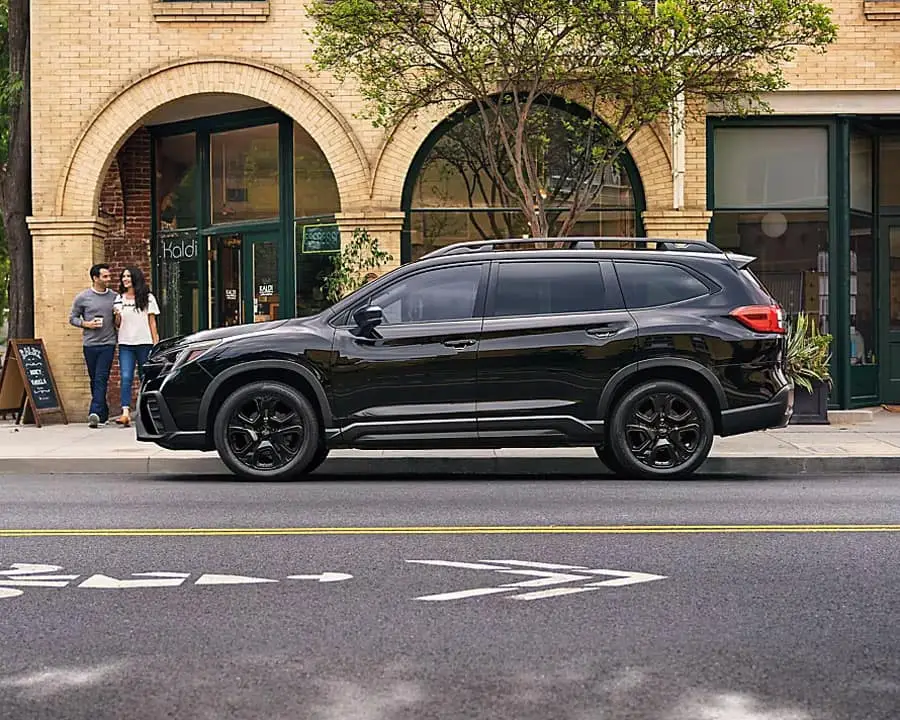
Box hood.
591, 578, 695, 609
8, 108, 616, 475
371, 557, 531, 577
184, 319, 292, 343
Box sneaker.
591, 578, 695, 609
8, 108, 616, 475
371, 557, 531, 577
88, 413, 100, 429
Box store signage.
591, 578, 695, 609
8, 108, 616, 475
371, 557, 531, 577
160, 233, 198, 261
301, 224, 340, 254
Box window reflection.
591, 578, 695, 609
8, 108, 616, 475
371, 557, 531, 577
294, 124, 341, 217
210, 124, 280, 224
711, 211, 830, 333
156, 133, 197, 230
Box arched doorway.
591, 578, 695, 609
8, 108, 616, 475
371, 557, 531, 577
148, 103, 342, 336
400, 97, 646, 262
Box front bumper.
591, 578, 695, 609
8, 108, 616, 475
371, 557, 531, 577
719, 384, 793, 437
134, 389, 209, 451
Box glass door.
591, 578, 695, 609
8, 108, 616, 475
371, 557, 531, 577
245, 230, 281, 323
880, 220, 900, 403
208, 234, 244, 327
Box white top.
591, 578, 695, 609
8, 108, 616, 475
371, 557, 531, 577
114, 292, 160, 346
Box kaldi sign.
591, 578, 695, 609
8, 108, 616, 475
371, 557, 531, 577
160, 233, 198, 261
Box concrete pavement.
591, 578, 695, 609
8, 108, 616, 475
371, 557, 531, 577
4, 408, 900, 475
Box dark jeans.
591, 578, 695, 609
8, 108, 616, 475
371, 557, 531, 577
119, 344, 153, 410
83, 344, 115, 422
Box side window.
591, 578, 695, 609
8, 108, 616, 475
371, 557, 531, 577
490, 261, 607, 317
615, 262, 710, 309
365, 264, 483, 324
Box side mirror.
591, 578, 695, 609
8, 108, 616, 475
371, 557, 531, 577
353, 305, 384, 332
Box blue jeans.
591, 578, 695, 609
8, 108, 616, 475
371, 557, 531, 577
119, 344, 152, 410
83, 344, 115, 422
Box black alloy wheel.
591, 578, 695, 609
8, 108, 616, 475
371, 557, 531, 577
214, 381, 321, 481
608, 380, 713, 480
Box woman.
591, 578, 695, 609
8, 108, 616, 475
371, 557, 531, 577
113, 266, 160, 427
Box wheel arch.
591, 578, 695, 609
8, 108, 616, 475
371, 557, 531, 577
598, 359, 726, 435
198, 360, 333, 442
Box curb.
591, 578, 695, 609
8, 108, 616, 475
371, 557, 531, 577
1, 455, 900, 476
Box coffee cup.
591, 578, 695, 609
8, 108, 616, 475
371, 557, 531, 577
94, 317, 104, 327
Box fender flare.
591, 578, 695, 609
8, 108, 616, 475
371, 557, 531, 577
198, 360, 333, 430
597, 358, 728, 420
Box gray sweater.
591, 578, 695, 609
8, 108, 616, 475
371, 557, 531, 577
69, 288, 118, 346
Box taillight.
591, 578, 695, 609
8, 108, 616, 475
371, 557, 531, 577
729, 305, 785, 334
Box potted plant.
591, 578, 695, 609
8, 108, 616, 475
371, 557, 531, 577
322, 228, 394, 303
785, 311, 832, 425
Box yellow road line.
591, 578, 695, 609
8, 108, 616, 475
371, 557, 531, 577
1, 524, 899, 537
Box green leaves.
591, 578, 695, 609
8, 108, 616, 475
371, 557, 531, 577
322, 228, 394, 303
308, 0, 837, 236
785, 311, 832, 393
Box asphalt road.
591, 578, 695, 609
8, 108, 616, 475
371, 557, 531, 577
0, 473, 899, 720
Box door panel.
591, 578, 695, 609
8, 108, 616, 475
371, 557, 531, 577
881, 222, 900, 402
329, 262, 488, 445
246, 232, 281, 323
476, 259, 637, 442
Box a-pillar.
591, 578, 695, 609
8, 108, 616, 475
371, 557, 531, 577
26, 216, 113, 420
641, 209, 712, 240
335, 211, 406, 276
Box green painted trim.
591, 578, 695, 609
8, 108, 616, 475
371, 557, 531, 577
279, 117, 295, 319
398, 94, 647, 263
832, 118, 851, 410
202, 219, 281, 235
197, 128, 210, 330
147, 107, 285, 138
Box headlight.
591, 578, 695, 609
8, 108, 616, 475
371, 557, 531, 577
170, 340, 223, 371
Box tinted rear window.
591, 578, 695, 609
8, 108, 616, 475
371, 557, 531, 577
740, 268, 777, 304
615, 262, 709, 309
490, 261, 607, 317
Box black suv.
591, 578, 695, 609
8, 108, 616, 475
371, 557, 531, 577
135, 238, 792, 480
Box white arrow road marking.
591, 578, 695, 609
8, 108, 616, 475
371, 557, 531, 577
286, 573, 353, 583
0, 577, 79, 588
495, 570, 595, 588
583, 570, 669, 587
407, 560, 510, 571
78, 572, 190, 589
415, 587, 516, 602
0, 588, 24, 599
408, 559, 667, 601
195, 574, 278, 586
0, 564, 67, 576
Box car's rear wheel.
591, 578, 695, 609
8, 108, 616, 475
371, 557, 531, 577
608, 380, 713, 480
214, 381, 321, 481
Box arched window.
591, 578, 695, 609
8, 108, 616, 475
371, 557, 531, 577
402, 98, 645, 261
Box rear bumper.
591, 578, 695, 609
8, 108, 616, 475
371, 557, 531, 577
719, 384, 793, 437
134, 389, 209, 451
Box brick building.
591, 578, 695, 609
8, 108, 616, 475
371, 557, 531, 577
25, 1, 900, 415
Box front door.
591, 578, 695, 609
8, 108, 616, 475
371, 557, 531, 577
879, 219, 900, 402
330, 262, 488, 446
208, 229, 281, 327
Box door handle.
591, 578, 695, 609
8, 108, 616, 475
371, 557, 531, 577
585, 327, 617, 338
443, 338, 477, 349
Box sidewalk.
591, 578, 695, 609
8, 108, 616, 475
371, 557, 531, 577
3, 409, 900, 475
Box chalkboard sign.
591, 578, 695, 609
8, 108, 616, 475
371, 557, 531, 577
301, 224, 340, 254
0, 339, 68, 427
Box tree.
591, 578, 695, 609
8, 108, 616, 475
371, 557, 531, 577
308, 0, 836, 237
0, 0, 29, 338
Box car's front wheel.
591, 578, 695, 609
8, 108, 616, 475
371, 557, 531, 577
608, 380, 713, 480
213, 381, 321, 481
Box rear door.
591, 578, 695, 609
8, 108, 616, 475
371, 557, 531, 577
475, 258, 638, 442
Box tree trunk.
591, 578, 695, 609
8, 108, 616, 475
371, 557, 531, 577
0, 0, 31, 339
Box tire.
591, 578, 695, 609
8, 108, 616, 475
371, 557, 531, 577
594, 445, 626, 477
608, 380, 713, 480
214, 381, 322, 481
306, 444, 330, 475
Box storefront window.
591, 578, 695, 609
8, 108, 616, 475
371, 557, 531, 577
711, 211, 830, 333
156, 229, 201, 337
294, 124, 341, 217
294, 220, 338, 317
879, 137, 900, 208
210, 124, 280, 224
713, 127, 828, 208
406, 102, 638, 259
156, 133, 197, 230
851, 212, 876, 366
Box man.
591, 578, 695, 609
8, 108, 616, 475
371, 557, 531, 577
69, 264, 117, 428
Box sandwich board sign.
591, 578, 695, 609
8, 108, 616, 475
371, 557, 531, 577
0, 339, 68, 427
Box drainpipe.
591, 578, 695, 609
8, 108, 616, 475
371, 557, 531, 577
671, 89, 686, 210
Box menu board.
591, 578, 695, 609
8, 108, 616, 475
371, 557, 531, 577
0, 339, 68, 426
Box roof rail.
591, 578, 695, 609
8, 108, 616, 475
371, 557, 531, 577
419, 237, 724, 260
